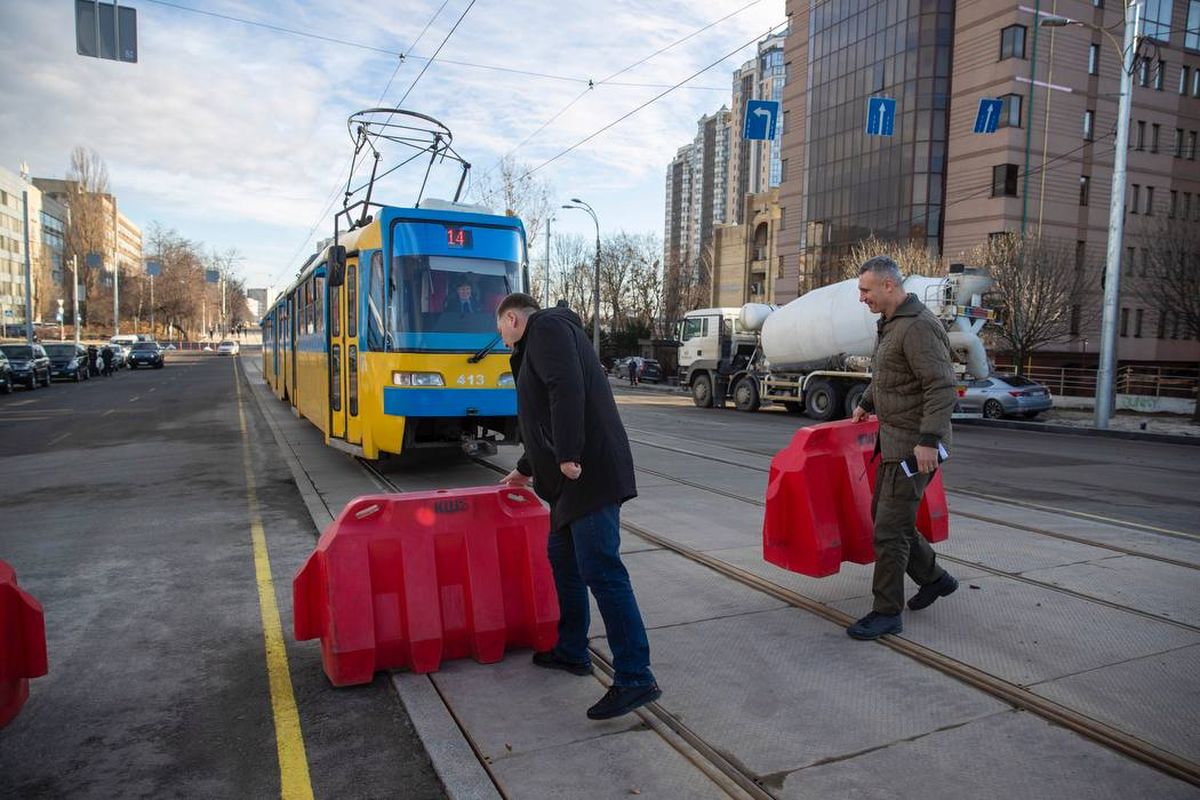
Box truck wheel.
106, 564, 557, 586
733, 376, 759, 412
691, 374, 714, 408
805, 379, 843, 422
844, 383, 866, 418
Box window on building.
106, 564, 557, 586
1138, 57, 1151, 86
1155, 60, 1166, 89
1094, 0, 1104, 7
1088, 44, 1100, 75
1083, 110, 1095, 140
1070, 305, 1082, 335
1194, 68, 1200, 96
1170, 189, 1179, 217
1136, 120, 1146, 150
1188, 0, 1200, 50
1158, 309, 1168, 339
1120, 307, 1130, 336
1182, 66, 1192, 94
1152, 123, 1161, 153
999, 93, 1023, 128
1126, 246, 1137, 275
1135, 308, 1145, 337
992, 164, 1019, 197
1000, 25, 1026, 60
1178, 128, 1187, 156
1146, 186, 1155, 215
1079, 175, 1091, 206
1141, 248, 1150, 277
1141, 0, 1175, 42
1190, 131, 1199, 159
1186, 192, 1194, 220
1130, 183, 1141, 213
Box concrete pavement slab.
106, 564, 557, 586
1032, 644, 1200, 763
1021, 556, 1200, 625
593, 608, 1008, 776
936, 515, 1121, 573
776, 709, 1200, 800
829, 575, 1200, 686
622, 485, 761, 551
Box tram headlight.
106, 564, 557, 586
392, 371, 445, 387
497, 372, 514, 387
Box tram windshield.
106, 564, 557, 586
382, 220, 524, 350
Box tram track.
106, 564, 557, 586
461, 454, 1200, 790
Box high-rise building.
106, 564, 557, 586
0, 166, 33, 327
777, 0, 1200, 366
727, 31, 788, 224
32, 178, 143, 281
662, 108, 732, 295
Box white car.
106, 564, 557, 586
216, 340, 240, 356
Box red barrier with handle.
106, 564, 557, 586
0, 560, 48, 728
763, 419, 949, 577
294, 486, 559, 686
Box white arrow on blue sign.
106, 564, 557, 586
974, 98, 1004, 134
865, 97, 896, 136
743, 99, 780, 141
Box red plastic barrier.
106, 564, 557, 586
294, 486, 559, 686
763, 419, 949, 577
0, 560, 48, 728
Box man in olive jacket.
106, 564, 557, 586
496, 293, 661, 719
848, 256, 959, 640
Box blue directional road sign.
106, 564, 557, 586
743, 99, 781, 141
145, 260, 161, 277
205, 269, 220, 284
85, 252, 102, 268
974, 98, 1004, 134
865, 97, 896, 136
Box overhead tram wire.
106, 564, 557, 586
267, 0, 455, 290
520, 21, 788, 179
141, 0, 724, 91
483, 0, 769, 178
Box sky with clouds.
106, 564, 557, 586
0, 0, 785, 293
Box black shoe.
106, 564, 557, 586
846, 611, 903, 640
532, 650, 593, 676
586, 683, 662, 720
907, 572, 959, 611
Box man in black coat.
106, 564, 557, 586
496, 292, 661, 720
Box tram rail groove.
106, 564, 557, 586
625, 434, 1200, 570
466, 454, 1200, 789
357, 457, 763, 799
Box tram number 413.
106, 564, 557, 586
457, 374, 486, 386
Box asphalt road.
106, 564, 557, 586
0, 353, 444, 799
610, 387, 1200, 534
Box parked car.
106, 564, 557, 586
216, 340, 240, 356
128, 341, 165, 369
612, 356, 663, 383
959, 373, 1053, 419
0, 351, 14, 394
43, 343, 90, 382
0, 343, 51, 389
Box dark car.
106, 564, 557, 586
44, 343, 90, 382
638, 358, 663, 383
0, 351, 14, 394
0, 343, 51, 389
128, 341, 165, 369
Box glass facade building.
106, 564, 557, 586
801, 0, 955, 285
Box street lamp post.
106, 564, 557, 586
561, 199, 601, 355
1041, 1, 1140, 429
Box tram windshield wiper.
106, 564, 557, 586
468, 334, 502, 364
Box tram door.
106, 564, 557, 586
344, 258, 361, 446
289, 293, 298, 408
328, 260, 347, 440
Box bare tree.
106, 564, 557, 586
843, 234, 944, 280
63, 146, 112, 309
1135, 218, 1200, 420
469, 156, 553, 257
551, 233, 592, 315
969, 234, 1092, 374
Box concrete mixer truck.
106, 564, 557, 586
675, 265, 994, 420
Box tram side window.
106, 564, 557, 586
367, 251, 386, 351
315, 275, 325, 335
330, 276, 340, 337
347, 264, 357, 338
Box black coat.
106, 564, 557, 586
512, 307, 637, 530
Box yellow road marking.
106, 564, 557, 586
233, 360, 314, 800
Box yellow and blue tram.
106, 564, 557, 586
261, 202, 527, 459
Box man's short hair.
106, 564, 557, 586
496, 292, 541, 316
858, 255, 903, 284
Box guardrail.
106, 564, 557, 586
993, 364, 1198, 400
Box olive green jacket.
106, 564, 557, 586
857, 293, 957, 462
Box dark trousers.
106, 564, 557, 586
871, 462, 946, 615
546, 504, 655, 687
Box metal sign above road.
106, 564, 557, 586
743, 100, 780, 141
974, 98, 1004, 134
145, 261, 161, 277
865, 97, 896, 136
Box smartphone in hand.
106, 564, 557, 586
900, 441, 949, 478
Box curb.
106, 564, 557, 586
953, 415, 1200, 446
236, 357, 501, 800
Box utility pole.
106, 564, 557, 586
21, 191, 33, 345
72, 255, 80, 345
544, 216, 553, 307
112, 196, 119, 336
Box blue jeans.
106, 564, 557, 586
546, 504, 655, 687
